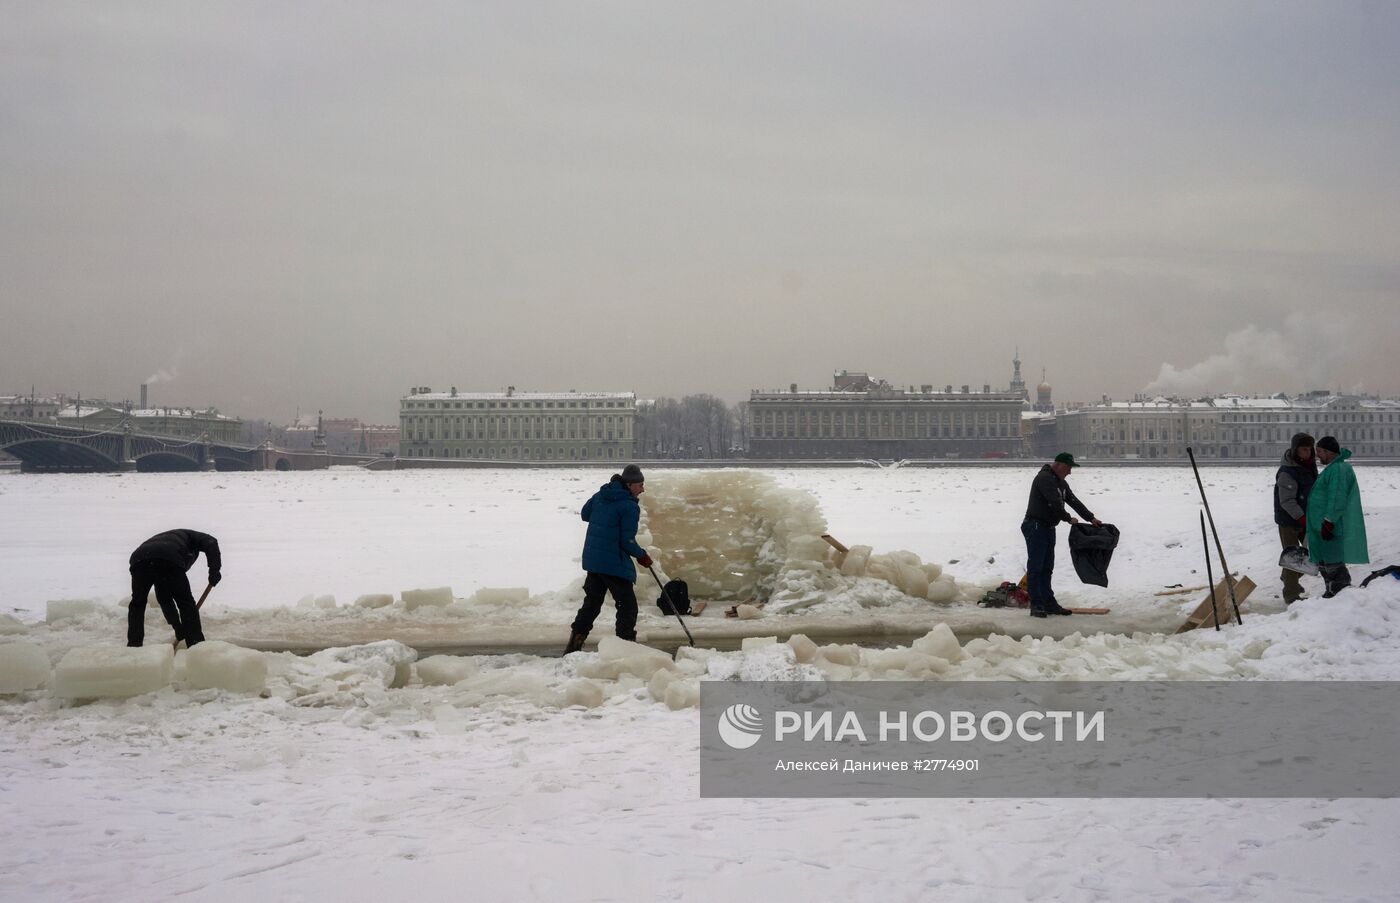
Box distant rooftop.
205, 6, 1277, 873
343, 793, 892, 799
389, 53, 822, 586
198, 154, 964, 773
403, 390, 635, 401
56, 403, 235, 420
1061, 393, 1400, 413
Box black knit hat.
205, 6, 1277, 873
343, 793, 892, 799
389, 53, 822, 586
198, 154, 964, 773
620, 464, 645, 484
1317, 436, 1340, 453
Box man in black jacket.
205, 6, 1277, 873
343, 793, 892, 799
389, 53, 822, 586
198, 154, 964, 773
1274, 432, 1316, 604
1022, 453, 1100, 618
128, 529, 221, 647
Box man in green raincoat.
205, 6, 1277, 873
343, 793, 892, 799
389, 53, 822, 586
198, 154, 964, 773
1306, 436, 1369, 597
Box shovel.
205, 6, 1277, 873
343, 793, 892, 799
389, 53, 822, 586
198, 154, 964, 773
1279, 546, 1319, 577
172, 583, 214, 649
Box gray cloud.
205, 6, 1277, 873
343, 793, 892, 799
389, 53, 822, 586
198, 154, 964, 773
2, 2, 1398, 421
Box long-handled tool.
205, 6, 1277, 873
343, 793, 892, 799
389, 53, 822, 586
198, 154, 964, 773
1200, 511, 1220, 631
647, 565, 695, 647
172, 583, 213, 650
1186, 447, 1242, 626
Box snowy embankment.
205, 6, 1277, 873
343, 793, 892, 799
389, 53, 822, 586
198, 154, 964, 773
3, 466, 1399, 901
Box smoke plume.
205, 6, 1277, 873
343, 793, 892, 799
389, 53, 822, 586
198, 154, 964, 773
1144, 311, 1357, 397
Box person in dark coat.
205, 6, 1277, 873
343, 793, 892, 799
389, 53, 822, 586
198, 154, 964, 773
1274, 432, 1316, 604
128, 529, 221, 647
1022, 453, 1100, 618
564, 464, 652, 654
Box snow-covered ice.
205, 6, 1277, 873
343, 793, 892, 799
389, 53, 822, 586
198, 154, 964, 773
2, 465, 1399, 901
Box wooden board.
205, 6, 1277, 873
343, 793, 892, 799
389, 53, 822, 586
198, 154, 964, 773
1175, 576, 1256, 633
820, 534, 849, 570
1153, 573, 1240, 596
1067, 607, 1110, 615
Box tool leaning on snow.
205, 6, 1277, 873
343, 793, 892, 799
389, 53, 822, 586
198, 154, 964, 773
1175, 447, 1250, 633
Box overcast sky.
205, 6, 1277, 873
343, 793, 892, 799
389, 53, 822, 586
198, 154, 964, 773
2, 2, 1398, 423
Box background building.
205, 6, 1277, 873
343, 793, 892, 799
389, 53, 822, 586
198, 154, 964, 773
747, 371, 1026, 459
283, 415, 400, 454
54, 401, 242, 443
399, 386, 636, 462
1054, 392, 1400, 460
0, 393, 63, 420
1054, 398, 1220, 460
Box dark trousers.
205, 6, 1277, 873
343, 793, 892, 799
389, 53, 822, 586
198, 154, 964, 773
571, 572, 638, 641
1319, 562, 1353, 597
129, 561, 205, 647
1278, 524, 1306, 603
1021, 518, 1059, 612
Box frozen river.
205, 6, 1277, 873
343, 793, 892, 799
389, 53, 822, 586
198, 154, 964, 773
5, 463, 1400, 902
4, 463, 1398, 619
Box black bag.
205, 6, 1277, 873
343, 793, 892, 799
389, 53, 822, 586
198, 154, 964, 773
1068, 523, 1120, 588
656, 579, 690, 615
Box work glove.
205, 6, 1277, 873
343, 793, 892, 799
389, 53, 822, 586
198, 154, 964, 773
638, 554, 653, 568
209, 570, 222, 587
1320, 520, 1335, 542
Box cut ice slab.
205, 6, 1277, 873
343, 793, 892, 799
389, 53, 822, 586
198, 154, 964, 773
311, 640, 417, 688
0, 640, 50, 693
46, 599, 105, 623
185, 640, 268, 693
53, 645, 174, 699
1279, 547, 1320, 576
401, 586, 453, 610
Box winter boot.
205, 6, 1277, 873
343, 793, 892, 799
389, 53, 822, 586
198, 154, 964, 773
1319, 563, 1353, 598
563, 630, 588, 655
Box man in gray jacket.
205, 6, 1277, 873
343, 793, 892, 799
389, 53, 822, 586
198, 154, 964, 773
1273, 432, 1316, 604
1022, 453, 1100, 618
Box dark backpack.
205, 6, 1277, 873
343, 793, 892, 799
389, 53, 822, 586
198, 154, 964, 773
656, 579, 690, 615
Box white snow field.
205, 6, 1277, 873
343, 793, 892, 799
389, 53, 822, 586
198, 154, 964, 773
2, 465, 1400, 902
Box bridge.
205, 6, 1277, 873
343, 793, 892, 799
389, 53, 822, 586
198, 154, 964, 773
0, 418, 375, 473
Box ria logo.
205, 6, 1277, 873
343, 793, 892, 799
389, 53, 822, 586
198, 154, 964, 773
718, 703, 764, 750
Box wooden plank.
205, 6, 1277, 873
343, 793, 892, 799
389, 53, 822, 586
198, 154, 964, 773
1067, 607, 1111, 615
820, 534, 849, 570
1175, 576, 1256, 633
1154, 573, 1240, 596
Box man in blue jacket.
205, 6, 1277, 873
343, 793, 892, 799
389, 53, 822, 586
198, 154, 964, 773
564, 464, 652, 655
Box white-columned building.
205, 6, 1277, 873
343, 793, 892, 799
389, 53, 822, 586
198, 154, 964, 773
399, 386, 637, 462
1054, 393, 1400, 460
747, 373, 1025, 459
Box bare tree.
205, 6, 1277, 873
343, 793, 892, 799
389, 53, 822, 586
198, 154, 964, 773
636, 395, 738, 458
732, 400, 749, 453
